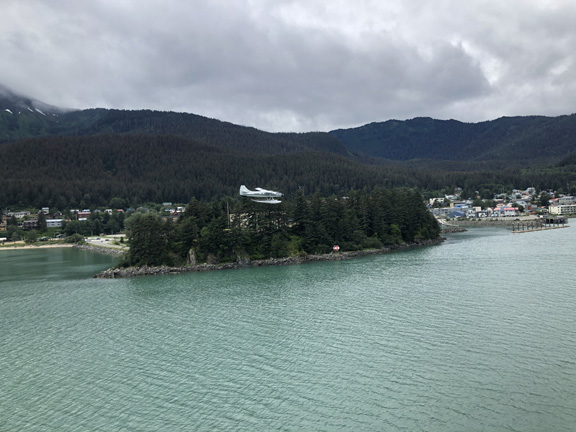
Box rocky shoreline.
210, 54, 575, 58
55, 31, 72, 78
94, 237, 445, 278
441, 226, 467, 233
74, 244, 126, 256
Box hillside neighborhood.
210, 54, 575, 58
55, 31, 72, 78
429, 187, 576, 220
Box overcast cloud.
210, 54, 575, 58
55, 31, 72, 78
2, 0, 575, 132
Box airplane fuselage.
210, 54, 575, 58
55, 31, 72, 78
239, 185, 283, 204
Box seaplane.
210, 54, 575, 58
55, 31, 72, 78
239, 185, 283, 204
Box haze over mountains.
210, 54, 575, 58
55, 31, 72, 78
1, 84, 575, 207
0, 85, 71, 117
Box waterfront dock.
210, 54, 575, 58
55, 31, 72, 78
438, 216, 570, 233
511, 217, 569, 233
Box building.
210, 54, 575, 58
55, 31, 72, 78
431, 208, 452, 217
549, 204, 576, 215
22, 219, 40, 230
492, 207, 518, 217
46, 219, 64, 228
558, 196, 575, 205
6, 211, 31, 219
77, 211, 91, 221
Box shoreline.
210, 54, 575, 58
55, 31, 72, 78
441, 227, 467, 233
0, 242, 126, 255
73, 244, 127, 256
94, 237, 445, 278
0, 243, 74, 251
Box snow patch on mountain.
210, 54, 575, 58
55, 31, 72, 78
0, 83, 74, 115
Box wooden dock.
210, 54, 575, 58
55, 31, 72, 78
511, 217, 569, 233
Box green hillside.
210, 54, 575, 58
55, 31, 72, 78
0, 134, 392, 208
330, 115, 576, 165
2, 133, 574, 210
0, 92, 351, 157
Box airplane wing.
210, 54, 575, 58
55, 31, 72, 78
240, 185, 282, 201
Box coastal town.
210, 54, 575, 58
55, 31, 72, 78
429, 187, 576, 219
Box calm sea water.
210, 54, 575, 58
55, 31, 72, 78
1, 226, 575, 432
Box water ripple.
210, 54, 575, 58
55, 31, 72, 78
2, 227, 576, 431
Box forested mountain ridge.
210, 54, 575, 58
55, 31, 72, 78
0, 84, 75, 141
330, 115, 576, 165
3, 85, 576, 165
0, 134, 402, 208
0, 84, 70, 116
0, 87, 350, 156
2, 133, 573, 210
1, 85, 576, 210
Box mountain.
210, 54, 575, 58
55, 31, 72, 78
330, 115, 576, 166
0, 84, 76, 141
1, 85, 575, 209
2, 85, 576, 166
0, 84, 71, 116
0, 85, 350, 156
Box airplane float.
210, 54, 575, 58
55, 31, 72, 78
239, 185, 283, 204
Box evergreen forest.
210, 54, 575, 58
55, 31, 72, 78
122, 188, 441, 267
2, 133, 576, 212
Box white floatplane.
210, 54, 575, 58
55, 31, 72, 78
239, 185, 283, 204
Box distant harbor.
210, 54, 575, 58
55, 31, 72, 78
442, 216, 568, 230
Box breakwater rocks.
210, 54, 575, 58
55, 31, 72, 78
441, 227, 467, 233
94, 238, 444, 278
74, 244, 126, 256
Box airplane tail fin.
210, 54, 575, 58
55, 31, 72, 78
239, 185, 250, 195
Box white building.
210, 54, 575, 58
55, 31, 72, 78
46, 219, 64, 228
6, 211, 31, 219
549, 204, 576, 215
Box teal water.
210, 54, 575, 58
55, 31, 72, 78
1, 227, 575, 431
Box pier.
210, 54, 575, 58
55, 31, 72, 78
511, 217, 568, 233
437, 216, 570, 233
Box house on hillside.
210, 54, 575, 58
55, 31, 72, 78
22, 219, 40, 230
77, 211, 91, 221
46, 219, 64, 228
6, 211, 31, 219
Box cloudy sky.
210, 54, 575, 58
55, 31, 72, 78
2, 0, 575, 132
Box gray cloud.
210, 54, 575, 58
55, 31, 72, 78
2, 0, 575, 131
